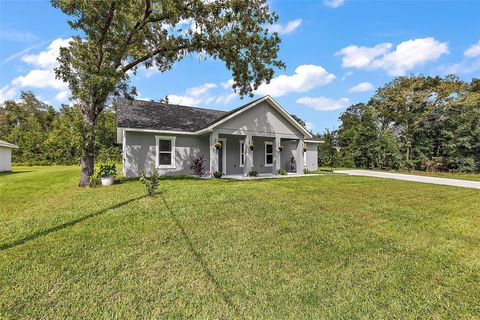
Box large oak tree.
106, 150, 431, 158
52, 0, 285, 186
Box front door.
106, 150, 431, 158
218, 141, 223, 173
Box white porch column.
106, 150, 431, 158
296, 138, 304, 174
209, 131, 219, 175
273, 136, 281, 174
243, 134, 253, 176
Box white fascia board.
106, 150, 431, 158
120, 127, 197, 135
305, 140, 324, 144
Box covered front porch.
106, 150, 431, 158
208, 130, 305, 177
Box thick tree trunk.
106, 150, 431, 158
79, 112, 97, 187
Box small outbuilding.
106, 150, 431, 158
0, 140, 18, 172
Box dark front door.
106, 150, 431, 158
218, 141, 223, 173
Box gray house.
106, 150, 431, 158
117, 95, 321, 177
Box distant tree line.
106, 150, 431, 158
0, 91, 120, 165
319, 75, 480, 173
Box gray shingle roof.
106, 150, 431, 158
116, 97, 264, 132
116, 98, 228, 132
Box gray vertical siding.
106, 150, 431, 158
123, 131, 210, 177
305, 142, 319, 171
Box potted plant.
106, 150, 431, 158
249, 143, 255, 150
213, 142, 222, 149
98, 162, 117, 186
303, 145, 308, 152
278, 145, 284, 152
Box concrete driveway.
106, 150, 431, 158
335, 170, 480, 189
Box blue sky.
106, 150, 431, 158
1, 0, 479, 133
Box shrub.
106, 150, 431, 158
98, 162, 117, 177
303, 168, 310, 174
277, 169, 287, 175
248, 170, 258, 177
190, 155, 205, 176
213, 171, 223, 178
88, 170, 101, 187
139, 170, 161, 196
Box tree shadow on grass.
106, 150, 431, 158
0, 195, 146, 252
159, 194, 243, 317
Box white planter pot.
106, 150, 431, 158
100, 176, 114, 186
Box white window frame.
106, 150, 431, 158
239, 140, 245, 167
264, 141, 273, 167
303, 150, 307, 166
155, 135, 176, 169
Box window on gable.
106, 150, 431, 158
265, 141, 273, 166
156, 136, 176, 168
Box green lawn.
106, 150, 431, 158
1, 166, 479, 318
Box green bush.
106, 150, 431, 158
139, 170, 161, 196
303, 168, 310, 174
88, 170, 101, 187
98, 162, 117, 177
248, 170, 258, 177
213, 171, 223, 178
277, 169, 287, 175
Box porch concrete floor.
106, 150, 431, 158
222, 173, 319, 180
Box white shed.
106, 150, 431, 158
0, 140, 18, 172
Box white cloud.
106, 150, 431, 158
22, 38, 71, 68
336, 43, 392, 68
349, 82, 374, 93
215, 93, 236, 105
221, 79, 234, 89
464, 40, 480, 58
255, 64, 335, 97
305, 122, 315, 131
167, 94, 202, 106
336, 38, 449, 75
0, 85, 17, 103
296, 96, 350, 111
186, 83, 217, 96
55, 90, 69, 102
1, 38, 71, 104
442, 59, 480, 75
12, 69, 67, 90
324, 0, 344, 8
269, 19, 302, 34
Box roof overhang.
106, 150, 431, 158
305, 140, 324, 144
0, 142, 18, 149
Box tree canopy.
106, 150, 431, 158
318, 75, 480, 173
52, 0, 285, 186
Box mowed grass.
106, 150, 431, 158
1, 166, 479, 319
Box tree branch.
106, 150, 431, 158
120, 44, 189, 73
96, 2, 116, 70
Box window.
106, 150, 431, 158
156, 136, 176, 168
303, 150, 307, 166
265, 141, 273, 166
239, 140, 245, 167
